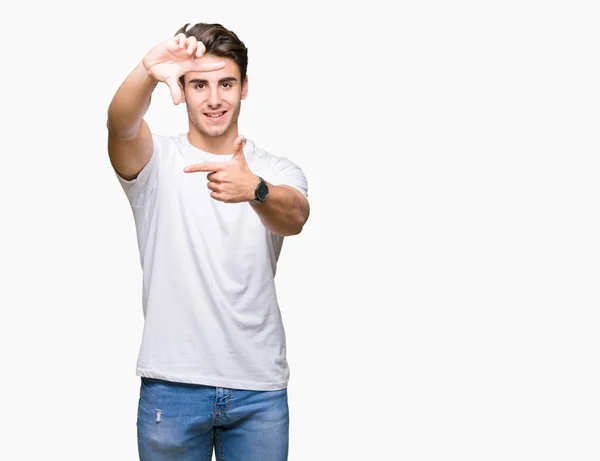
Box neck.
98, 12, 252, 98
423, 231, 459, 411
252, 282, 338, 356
187, 122, 239, 155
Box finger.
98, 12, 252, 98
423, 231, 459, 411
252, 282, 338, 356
195, 41, 206, 58
164, 76, 184, 105
183, 162, 226, 173
207, 171, 223, 182
193, 59, 227, 73
179, 34, 187, 49
174, 33, 186, 46
210, 191, 224, 201
186, 36, 197, 56
232, 135, 247, 159
207, 181, 219, 192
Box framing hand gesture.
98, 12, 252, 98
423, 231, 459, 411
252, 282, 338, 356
142, 33, 225, 104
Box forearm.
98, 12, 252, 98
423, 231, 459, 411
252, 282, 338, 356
251, 184, 310, 236
107, 62, 158, 139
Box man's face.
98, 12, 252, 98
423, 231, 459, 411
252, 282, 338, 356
183, 55, 248, 138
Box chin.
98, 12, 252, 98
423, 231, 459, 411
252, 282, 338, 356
196, 118, 235, 138
202, 126, 228, 137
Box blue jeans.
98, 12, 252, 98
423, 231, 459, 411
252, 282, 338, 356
137, 377, 289, 461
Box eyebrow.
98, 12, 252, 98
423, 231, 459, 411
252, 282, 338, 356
188, 77, 238, 85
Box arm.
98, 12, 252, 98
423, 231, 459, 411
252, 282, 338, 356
183, 136, 310, 236
250, 183, 310, 236
107, 34, 225, 181
106, 63, 157, 181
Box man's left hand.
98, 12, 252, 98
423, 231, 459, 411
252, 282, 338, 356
183, 136, 258, 203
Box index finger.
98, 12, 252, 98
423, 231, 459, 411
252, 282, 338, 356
191, 58, 226, 73
183, 162, 226, 173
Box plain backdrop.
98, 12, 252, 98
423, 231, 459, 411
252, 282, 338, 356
0, 1, 598, 460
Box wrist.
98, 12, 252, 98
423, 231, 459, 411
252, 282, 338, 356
138, 60, 158, 82
247, 174, 259, 202
249, 175, 269, 204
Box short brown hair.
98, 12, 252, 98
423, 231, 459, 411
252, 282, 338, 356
175, 23, 248, 85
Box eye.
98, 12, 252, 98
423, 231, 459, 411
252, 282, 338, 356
221, 82, 232, 88
194, 83, 205, 89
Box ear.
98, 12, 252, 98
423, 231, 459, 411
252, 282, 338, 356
241, 75, 249, 100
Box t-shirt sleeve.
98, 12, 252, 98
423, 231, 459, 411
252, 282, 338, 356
114, 133, 162, 207
267, 156, 309, 198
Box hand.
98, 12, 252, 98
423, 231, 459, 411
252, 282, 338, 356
183, 136, 258, 203
142, 33, 225, 105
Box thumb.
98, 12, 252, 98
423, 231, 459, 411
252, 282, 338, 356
232, 135, 247, 160
164, 76, 184, 105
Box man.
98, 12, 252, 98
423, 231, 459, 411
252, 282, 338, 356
106, 22, 310, 461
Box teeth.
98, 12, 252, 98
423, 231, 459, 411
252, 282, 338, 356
208, 112, 225, 118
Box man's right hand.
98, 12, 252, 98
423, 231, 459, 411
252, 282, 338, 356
142, 33, 225, 105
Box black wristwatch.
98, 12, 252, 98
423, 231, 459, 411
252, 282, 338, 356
250, 176, 269, 204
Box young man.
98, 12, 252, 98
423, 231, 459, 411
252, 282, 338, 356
106, 22, 310, 461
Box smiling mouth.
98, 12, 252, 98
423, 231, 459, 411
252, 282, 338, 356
205, 111, 227, 120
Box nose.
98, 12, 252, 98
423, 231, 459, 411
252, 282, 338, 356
207, 86, 221, 108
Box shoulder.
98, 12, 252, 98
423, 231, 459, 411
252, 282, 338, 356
245, 139, 308, 196
151, 132, 184, 149
245, 139, 303, 172
146, 133, 189, 163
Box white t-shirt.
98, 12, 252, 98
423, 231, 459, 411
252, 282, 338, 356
115, 133, 308, 391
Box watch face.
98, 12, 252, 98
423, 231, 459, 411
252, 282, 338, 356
257, 182, 269, 201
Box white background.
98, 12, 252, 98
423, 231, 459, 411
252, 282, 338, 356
0, 1, 598, 460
